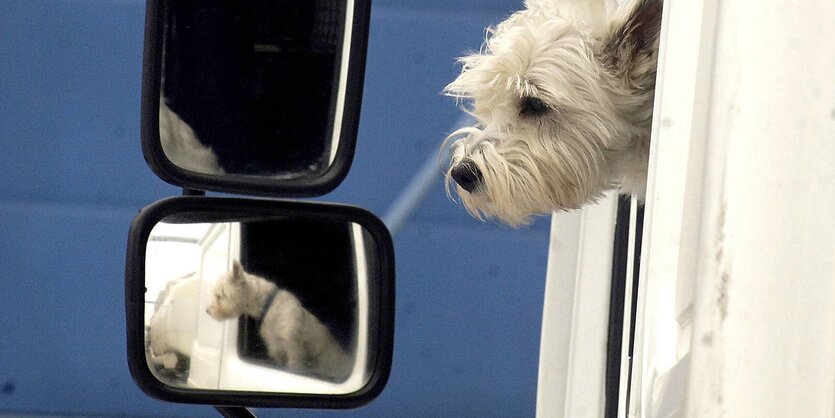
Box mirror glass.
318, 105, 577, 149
157, 0, 352, 178
143, 216, 375, 394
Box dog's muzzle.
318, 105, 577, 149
450, 159, 483, 193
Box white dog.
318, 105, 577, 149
206, 261, 353, 381
444, 0, 662, 226
159, 98, 225, 175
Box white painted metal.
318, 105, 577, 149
682, 0, 835, 416
626, 0, 719, 415
630, 0, 835, 416
538, 0, 835, 416
536, 192, 619, 417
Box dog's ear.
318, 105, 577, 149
231, 260, 244, 282
600, 0, 663, 78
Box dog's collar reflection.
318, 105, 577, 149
258, 288, 280, 322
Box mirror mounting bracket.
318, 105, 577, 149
214, 406, 255, 418
182, 187, 206, 197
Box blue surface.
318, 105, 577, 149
0, 1, 552, 416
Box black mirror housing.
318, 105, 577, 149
140, 0, 371, 197
128, 1, 392, 411
125, 197, 394, 409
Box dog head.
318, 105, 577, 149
444, 0, 661, 226
206, 260, 258, 320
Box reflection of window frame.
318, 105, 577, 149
145, 222, 210, 326
234, 218, 358, 374
188, 222, 236, 389
193, 221, 372, 394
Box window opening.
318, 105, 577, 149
604, 195, 645, 418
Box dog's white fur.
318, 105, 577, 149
444, 0, 662, 226
159, 98, 225, 175
206, 261, 353, 381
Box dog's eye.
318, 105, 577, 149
519, 97, 549, 117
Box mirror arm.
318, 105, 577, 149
182, 187, 206, 196
214, 406, 256, 418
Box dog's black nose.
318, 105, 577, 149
451, 159, 483, 193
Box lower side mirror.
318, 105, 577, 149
125, 197, 394, 409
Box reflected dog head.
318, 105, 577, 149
206, 260, 274, 320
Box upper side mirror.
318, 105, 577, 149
125, 197, 394, 408
141, 0, 371, 196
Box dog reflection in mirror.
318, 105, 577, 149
207, 260, 353, 381
159, 99, 225, 175
443, 0, 662, 226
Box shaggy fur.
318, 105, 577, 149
206, 261, 353, 381
444, 0, 662, 226
159, 98, 225, 175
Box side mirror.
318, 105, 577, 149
126, 197, 394, 408
129, 0, 391, 411
141, 0, 370, 196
